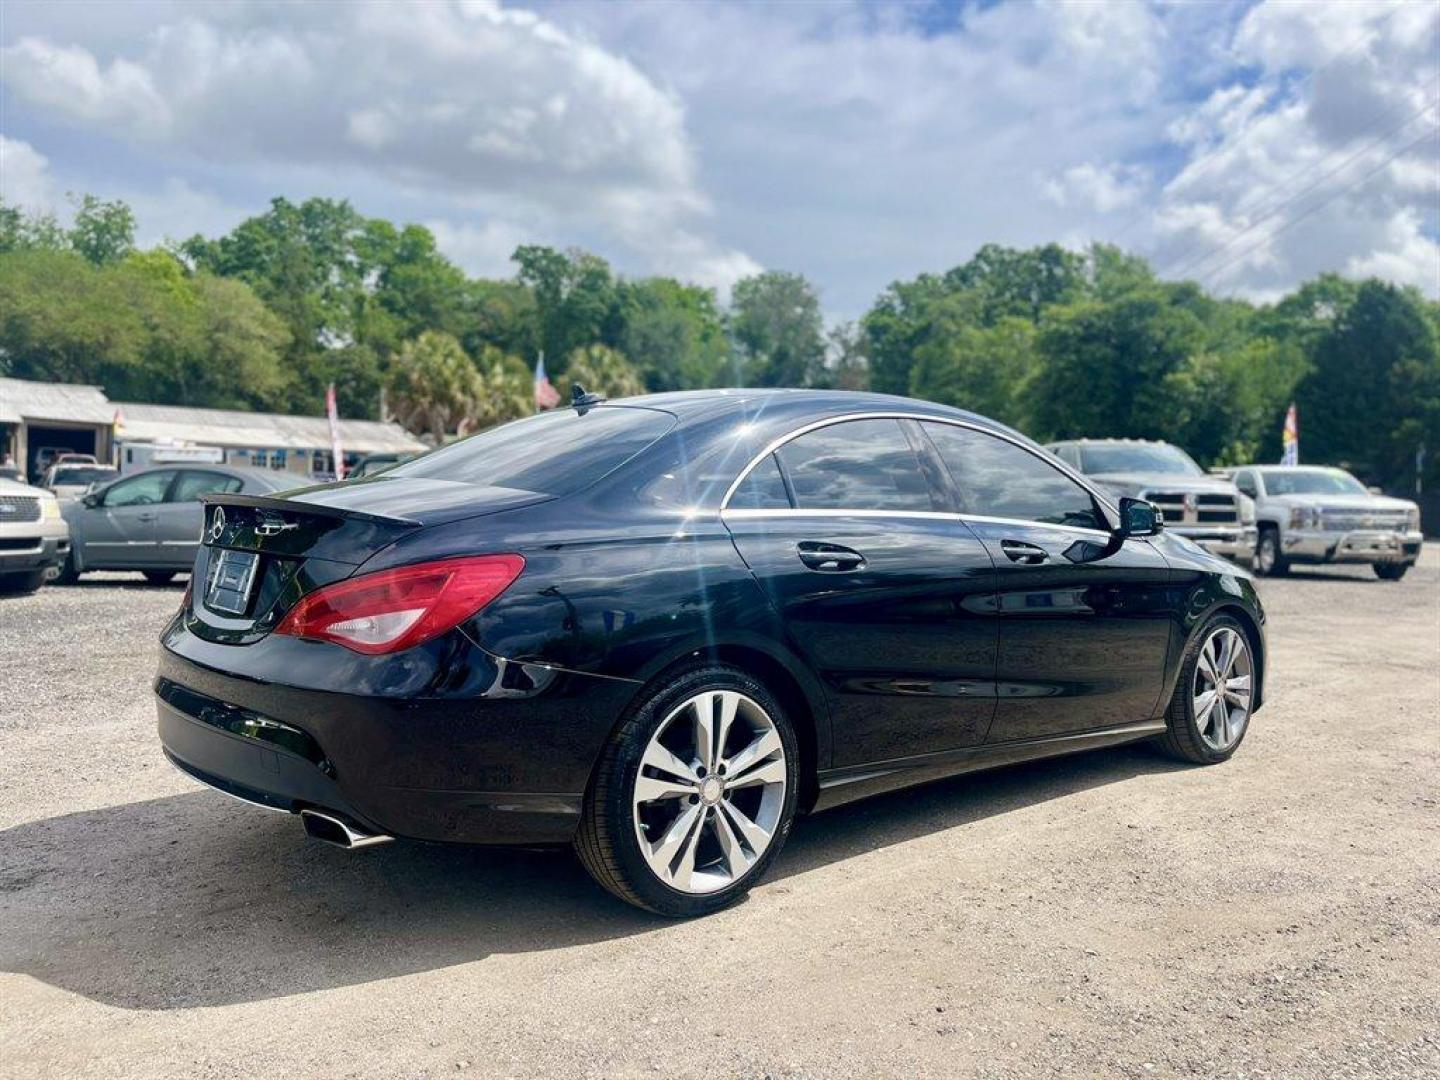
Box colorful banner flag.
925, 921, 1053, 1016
534, 352, 560, 410
326, 382, 345, 480
1281, 402, 1298, 466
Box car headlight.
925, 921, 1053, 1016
1288, 506, 1318, 530
40, 496, 61, 521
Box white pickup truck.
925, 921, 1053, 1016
1230, 465, 1423, 580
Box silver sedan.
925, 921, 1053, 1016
58, 465, 296, 585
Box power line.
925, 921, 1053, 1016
1103, 0, 1411, 250
1159, 93, 1439, 282
1193, 124, 1438, 291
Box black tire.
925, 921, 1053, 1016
0, 569, 46, 595
1253, 526, 1287, 576
143, 570, 176, 585
1373, 562, 1409, 581
53, 550, 80, 585
1155, 614, 1254, 765
575, 663, 800, 917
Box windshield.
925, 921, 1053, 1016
51, 466, 117, 484
385, 406, 675, 496
1079, 443, 1202, 476
1262, 469, 1366, 496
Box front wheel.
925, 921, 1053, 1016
1253, 527, 1287, 576
1156, 615, 1256, 765
576, 664, 799, 917
1373, 562, 1409, 581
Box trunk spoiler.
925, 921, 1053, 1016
201, 492, 419, 527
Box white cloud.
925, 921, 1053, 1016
1042, 163, 1150, 214
0, 134, 56, 209
0, 0, 752, 282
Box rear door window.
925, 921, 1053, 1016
924, 423, 1104, 531
389, 406, 675, 496
728, 454, 791, 510
169, 471, 244, 502
776, 419, 937, 512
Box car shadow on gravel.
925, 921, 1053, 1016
0, 744, 1178, 1011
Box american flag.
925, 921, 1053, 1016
1281, 402, 1298, 466
534, 353, 560, 410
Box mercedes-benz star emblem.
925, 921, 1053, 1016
209, 506, 226, 542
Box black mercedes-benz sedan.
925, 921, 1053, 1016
156, 389, 1266, 916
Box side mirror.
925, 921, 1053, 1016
1119, 496, 1162, 538
82, 491, 101, 509
1062, 496, 1161, 564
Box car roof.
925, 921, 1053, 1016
1047, 437, 1175, 447
600, 388, 1016, 438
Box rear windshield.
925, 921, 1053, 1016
386, 406, 675, 496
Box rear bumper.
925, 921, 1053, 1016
1283, 529, 1422, 564
155, 620, 638, 845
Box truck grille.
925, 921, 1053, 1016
1321, 509, 1409, 532
1143, 491, 1239, 527
0, 495, 41, 523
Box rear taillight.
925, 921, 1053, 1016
274, 555, 524, 655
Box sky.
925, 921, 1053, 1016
1, 0, 1436, 319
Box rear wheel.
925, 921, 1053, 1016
142, 570, 176, 586
0, 569, 46, 595
1157, 615, 1255, 765
576, 664, 798, 917
1373, 563, 1409, 581
1253, 526, 1287, 576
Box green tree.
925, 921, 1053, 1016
811, 321, 870, 391
562, 344, 646, 400
470, 345, 534, 430
67, 194, 135, 265
511, 245, 620, 373
385, 331, 486, 441
618, 277, 729, 391
729, 270, 825, 387
1029, 290, 1207, 441
909, 314, 1039, 428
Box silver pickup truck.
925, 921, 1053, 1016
1047, 438, 1257, 565
1230, 465, 1423, 580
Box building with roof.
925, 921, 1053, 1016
0, 376, 426, 482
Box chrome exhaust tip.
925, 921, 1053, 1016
300, 808, 393, 850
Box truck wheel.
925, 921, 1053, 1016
0, 569, 46, 595
1254, 527, 1287, 577
1373, 563, 1409, 581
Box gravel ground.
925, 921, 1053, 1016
1, 553, 1437, 1080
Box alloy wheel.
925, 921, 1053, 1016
631, 689, 787, 894
1193, 626, 1253, 752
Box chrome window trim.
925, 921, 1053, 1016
719, 411, 1119, 523
722, 508, 960, 522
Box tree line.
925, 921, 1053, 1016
1, 195, 1436, 489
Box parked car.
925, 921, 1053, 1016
0, 477, 69, 595
1048, 438, 1257, 565
155, 390, 1267, 916
41, 462, 119, 500
30, 447, 99, 480
1231, 465, 1423, 580
59, 465, 294, 585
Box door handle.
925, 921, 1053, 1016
1000, 539, 1049, 564
796, 540, 866, 572
136, 513, 157, 523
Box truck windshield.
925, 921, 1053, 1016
1079, 444, 1202, 476
1262, 470, 1366, 496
